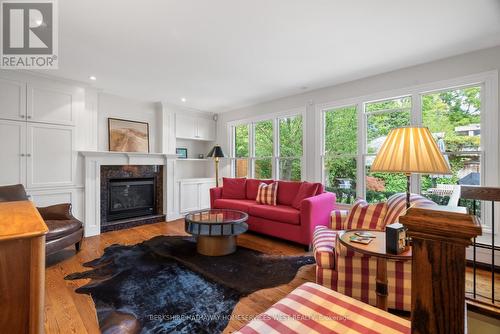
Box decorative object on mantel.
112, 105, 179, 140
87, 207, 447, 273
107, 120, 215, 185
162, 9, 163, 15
371, 126, 451, 208
207, 145, 225, 187
176, 147, 188, 159
108, 118, 150, 153
198, 153, 204, 159
65, 236, 313, 333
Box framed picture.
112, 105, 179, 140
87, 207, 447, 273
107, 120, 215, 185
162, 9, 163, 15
108, 118, 150, 153
176, 148, 188, 159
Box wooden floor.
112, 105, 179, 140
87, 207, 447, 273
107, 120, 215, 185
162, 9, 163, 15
44, 220, 499, 333
44, 220, 314, 333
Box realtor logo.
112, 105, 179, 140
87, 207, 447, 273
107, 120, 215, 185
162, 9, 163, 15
1, 0, 58, 69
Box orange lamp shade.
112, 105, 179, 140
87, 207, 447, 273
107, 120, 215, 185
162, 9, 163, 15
371, 127, 451, 175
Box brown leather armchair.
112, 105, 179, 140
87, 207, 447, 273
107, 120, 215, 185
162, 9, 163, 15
0, 184, 83, 255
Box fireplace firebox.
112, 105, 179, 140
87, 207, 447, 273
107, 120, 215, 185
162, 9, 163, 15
107, 178, 156, 221
100, 165, 164, 232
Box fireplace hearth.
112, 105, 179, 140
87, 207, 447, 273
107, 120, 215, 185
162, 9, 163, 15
100, 165, 164, 232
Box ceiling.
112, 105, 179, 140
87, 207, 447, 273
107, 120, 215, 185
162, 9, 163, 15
50, 0, 500, 112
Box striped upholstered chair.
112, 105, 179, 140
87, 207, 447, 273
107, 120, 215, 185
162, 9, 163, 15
312, 193, 436, 311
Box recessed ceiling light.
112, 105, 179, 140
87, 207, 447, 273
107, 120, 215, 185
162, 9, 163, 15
89, 76, 97, 81
181, 97, 187, 102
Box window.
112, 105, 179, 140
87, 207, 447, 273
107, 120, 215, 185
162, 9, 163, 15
323, 105, 357, 203
230, 112, 304, 180
234, 124, 249, 177
364, 96, 411, 203
278, 115, 303, 181
253, 120, 273, 179
420, 86, 482, 205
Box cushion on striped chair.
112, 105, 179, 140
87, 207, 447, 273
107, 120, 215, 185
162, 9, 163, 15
384, 193, 436, 226
256, 182, 278, 206
345, 199, 387, 230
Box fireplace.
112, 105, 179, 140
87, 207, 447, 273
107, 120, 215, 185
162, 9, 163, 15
100, 165, 164, 232
107, 178, 156, 221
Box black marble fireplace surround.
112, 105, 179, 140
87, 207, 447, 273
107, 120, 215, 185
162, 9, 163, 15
100, 165, 164, 232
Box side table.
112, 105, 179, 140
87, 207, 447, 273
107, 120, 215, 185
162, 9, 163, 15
338, 229, 412, 311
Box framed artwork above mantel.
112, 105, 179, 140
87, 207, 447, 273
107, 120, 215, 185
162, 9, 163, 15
108, 118, 150, 153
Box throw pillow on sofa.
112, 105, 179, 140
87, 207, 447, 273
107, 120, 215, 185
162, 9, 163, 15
256, 182, 278, 206
222, 177, 247, 199
246, 178, 273, 200
346, 199, 387, 230
291, 182, 319, 209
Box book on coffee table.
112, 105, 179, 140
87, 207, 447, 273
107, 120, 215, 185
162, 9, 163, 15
355, 231, 376, 238
349, 235, 373, 245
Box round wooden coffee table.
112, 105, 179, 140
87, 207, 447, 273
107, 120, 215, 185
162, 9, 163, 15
338, 230, 412, 311
185, 209, 248, 256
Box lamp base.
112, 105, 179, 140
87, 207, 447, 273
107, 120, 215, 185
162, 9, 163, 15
405, 173, 411, 209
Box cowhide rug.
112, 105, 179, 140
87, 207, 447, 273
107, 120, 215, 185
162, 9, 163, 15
65, 236, 314, 334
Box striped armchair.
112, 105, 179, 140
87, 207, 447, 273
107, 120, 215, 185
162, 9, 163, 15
312, 193, 436, 311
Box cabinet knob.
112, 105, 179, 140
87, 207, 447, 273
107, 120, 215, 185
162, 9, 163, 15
26, 154, 32, 157
20, 115, 25, 119
27, 115, 32, 119
20, 153, 25, 157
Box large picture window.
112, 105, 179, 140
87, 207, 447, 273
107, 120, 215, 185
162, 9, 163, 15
321, 82, 488, 206
230, 112, 304, 180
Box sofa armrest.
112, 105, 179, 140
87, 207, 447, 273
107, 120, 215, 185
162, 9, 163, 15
37, 203, 74, 220
300, 192, 336, 243
209, 187, 223, 208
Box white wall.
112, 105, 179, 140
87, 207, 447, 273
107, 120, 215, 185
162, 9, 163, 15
217, 45, 500, 183
98, 93, 162, 153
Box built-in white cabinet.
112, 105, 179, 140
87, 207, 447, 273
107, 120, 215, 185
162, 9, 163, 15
0, 78, 26, 122
26, 123, 75, 188
175, 114, 216, 141
0, 120, 26, 185
27, 82, 77, 126
0, 120, 75, 188
178, 178, 216, 213
0, 79, 78, 126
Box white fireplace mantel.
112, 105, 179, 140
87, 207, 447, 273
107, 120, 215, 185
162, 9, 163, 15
80, 151, 177, 237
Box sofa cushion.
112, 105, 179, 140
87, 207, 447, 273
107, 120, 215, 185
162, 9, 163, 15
246, 179, 273, 200
256, 182, 278, 206
45, 219, 82, 241
222, 177, 247, 199
291, 182, 319, 209
249, 204, 300, 225
346, 199, 387, 230
277, 181, 303, 205
213, 199, 257, 213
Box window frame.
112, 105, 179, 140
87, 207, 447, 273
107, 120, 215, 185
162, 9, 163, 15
228, 107, 306, 181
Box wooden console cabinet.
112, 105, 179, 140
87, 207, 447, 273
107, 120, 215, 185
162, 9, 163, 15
0, 201, 48, 334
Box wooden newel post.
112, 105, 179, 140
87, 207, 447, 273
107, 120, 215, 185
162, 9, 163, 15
400, 206, 481, 334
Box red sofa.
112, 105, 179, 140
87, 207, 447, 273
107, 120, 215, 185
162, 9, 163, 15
210, 178, 336, 246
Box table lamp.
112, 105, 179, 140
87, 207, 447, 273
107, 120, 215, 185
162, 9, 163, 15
207, 145, 225, 187
371, 126, 451, 208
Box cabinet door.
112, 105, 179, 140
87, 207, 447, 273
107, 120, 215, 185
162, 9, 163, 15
0, 78, 26, 121
199, 181, 216, 209
27, 82, 78, 126
0, 120, 26, 186
197, 118, 216, 141
179, 182, 200, 213
26, 123, 74, 188
175, 114, 196, 139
